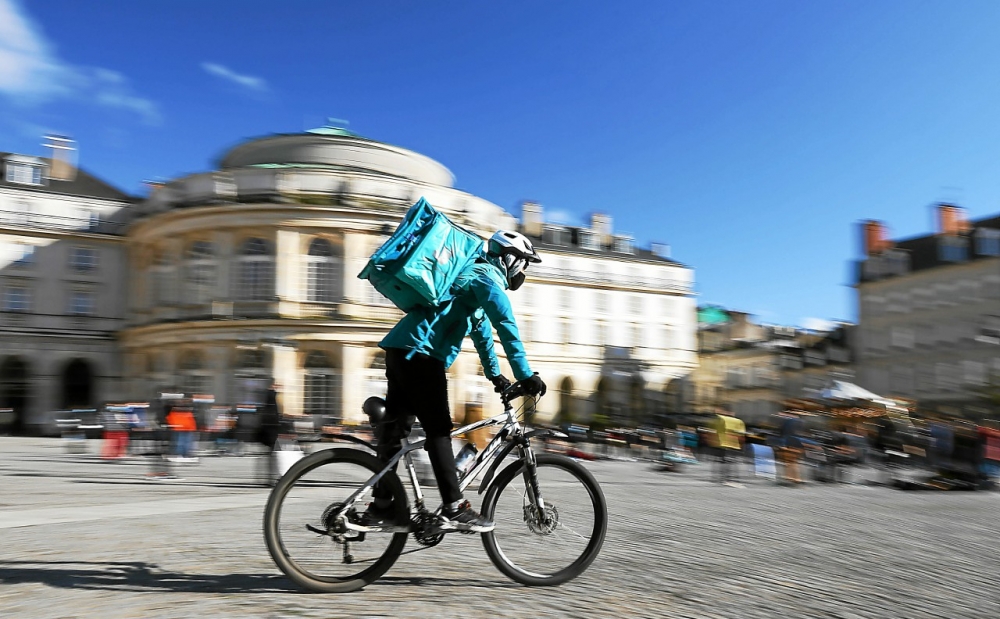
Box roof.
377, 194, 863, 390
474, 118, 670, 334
0, 153, 134, 202
857, 212, 1000, 283
698, 305, 730, 325
523, 225, 684, 266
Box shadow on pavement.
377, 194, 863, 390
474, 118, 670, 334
0, 560, 297, 594
375, 575, 519, 589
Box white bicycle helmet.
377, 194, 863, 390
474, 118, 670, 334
487, 230, 541, 290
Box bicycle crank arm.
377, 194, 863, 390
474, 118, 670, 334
342, 521, 412, 534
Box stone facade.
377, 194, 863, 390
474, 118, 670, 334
119, 128, 697, 426
0, 146, 133, 433
854, 206, 1000, 417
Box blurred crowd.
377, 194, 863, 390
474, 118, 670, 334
57, 392, 1000, 492
543, 410, 1000, 491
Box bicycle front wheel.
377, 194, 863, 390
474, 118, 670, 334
263, 447, 409, 593
481, 453, 607, 586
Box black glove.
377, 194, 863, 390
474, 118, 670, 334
490, 375, 512, 394
522, 373, 546, 397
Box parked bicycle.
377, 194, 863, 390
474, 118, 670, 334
263, 379, 608, 593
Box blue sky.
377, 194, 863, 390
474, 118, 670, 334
3, 1, 1000, 329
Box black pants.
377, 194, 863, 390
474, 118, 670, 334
374, 348, 461, 505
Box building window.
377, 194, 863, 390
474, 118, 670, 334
186, 241, 216, 304
69, 246, 98, 271
2, 285, 30, 312
179, 351, 210, 397
976, 228, 1000, 257
662, 326, 673, 350
558, 287, 572, 311
596, 291, 608, 314
235, 348, 269, 404
543, 226, 571, 246
630, 295, 643, 315
304, 351, 340, 421
5, 162, 43, 185
613, 236, 633, 253
150, 251, 172, 306
520, 317, 533, 342
559, 320, 571, 345
306, 238, 339, 303
939, 236, 968, 262
69, 290, 95, 316
579, 231, 600, 251
238, 238, 274, 301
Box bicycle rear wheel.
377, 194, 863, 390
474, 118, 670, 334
263, 447, 408, 593
481, 453, 607, 586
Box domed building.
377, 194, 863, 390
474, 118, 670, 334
122, 127, 696, 425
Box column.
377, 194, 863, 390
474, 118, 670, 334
273, 343, 300, 416
341, 343, 366, 425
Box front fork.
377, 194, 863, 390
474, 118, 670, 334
518, 438, 549, 522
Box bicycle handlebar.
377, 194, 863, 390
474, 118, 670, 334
500, 378, 542, 407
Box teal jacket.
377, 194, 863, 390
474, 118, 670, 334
379, 258, 534, 381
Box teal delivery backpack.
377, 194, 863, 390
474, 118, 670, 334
358, 197, 486, 312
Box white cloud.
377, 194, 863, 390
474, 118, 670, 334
202, 62, 268, 92
0, 0, 159, 124
801, 317, 836, 332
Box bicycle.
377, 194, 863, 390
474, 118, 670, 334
263, 379, 608, 593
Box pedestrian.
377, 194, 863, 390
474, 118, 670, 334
257, 381, 282, 485
777, 411, 804, 484
167, 400, 198, 462
100, 405, 128, 459
713, 409, 746, 486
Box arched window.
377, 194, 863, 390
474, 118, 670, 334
304, 351, 340, 421
1, 356, 31, 433
306, 238, 340, 303
61, 358, 94, 409
238, 238, 274, 301
186, 241, 216, 304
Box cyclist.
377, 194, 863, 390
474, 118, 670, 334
361, 230, 547, 532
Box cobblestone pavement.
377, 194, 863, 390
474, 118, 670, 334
1, 437, 997, 619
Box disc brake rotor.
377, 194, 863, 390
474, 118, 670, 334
523, 504, 559, 535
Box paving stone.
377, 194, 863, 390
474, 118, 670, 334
0, 438, 997, 618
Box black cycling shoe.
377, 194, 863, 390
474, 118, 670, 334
352, 503, 399, 528
438, 500, 495, 533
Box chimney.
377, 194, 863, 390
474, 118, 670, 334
590, 213, 612, 246
43, 134, 77, 181
521, 201, 543, 237
861, 220, 891, 256
936, 203, 970, 236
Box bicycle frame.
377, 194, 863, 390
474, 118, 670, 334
333, 395, 552, 526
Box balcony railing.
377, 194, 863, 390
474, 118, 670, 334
0, 209, 126, 235
528, 264, 691, 293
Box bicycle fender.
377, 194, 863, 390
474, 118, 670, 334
477, 429, 567, 494
322, 433, 376, 452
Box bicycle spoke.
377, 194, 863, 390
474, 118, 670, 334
273, 456, 401, 582
483, 457, 605, 583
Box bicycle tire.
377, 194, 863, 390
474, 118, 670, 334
263, 447, 409, 593
481, 453, 607, 586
